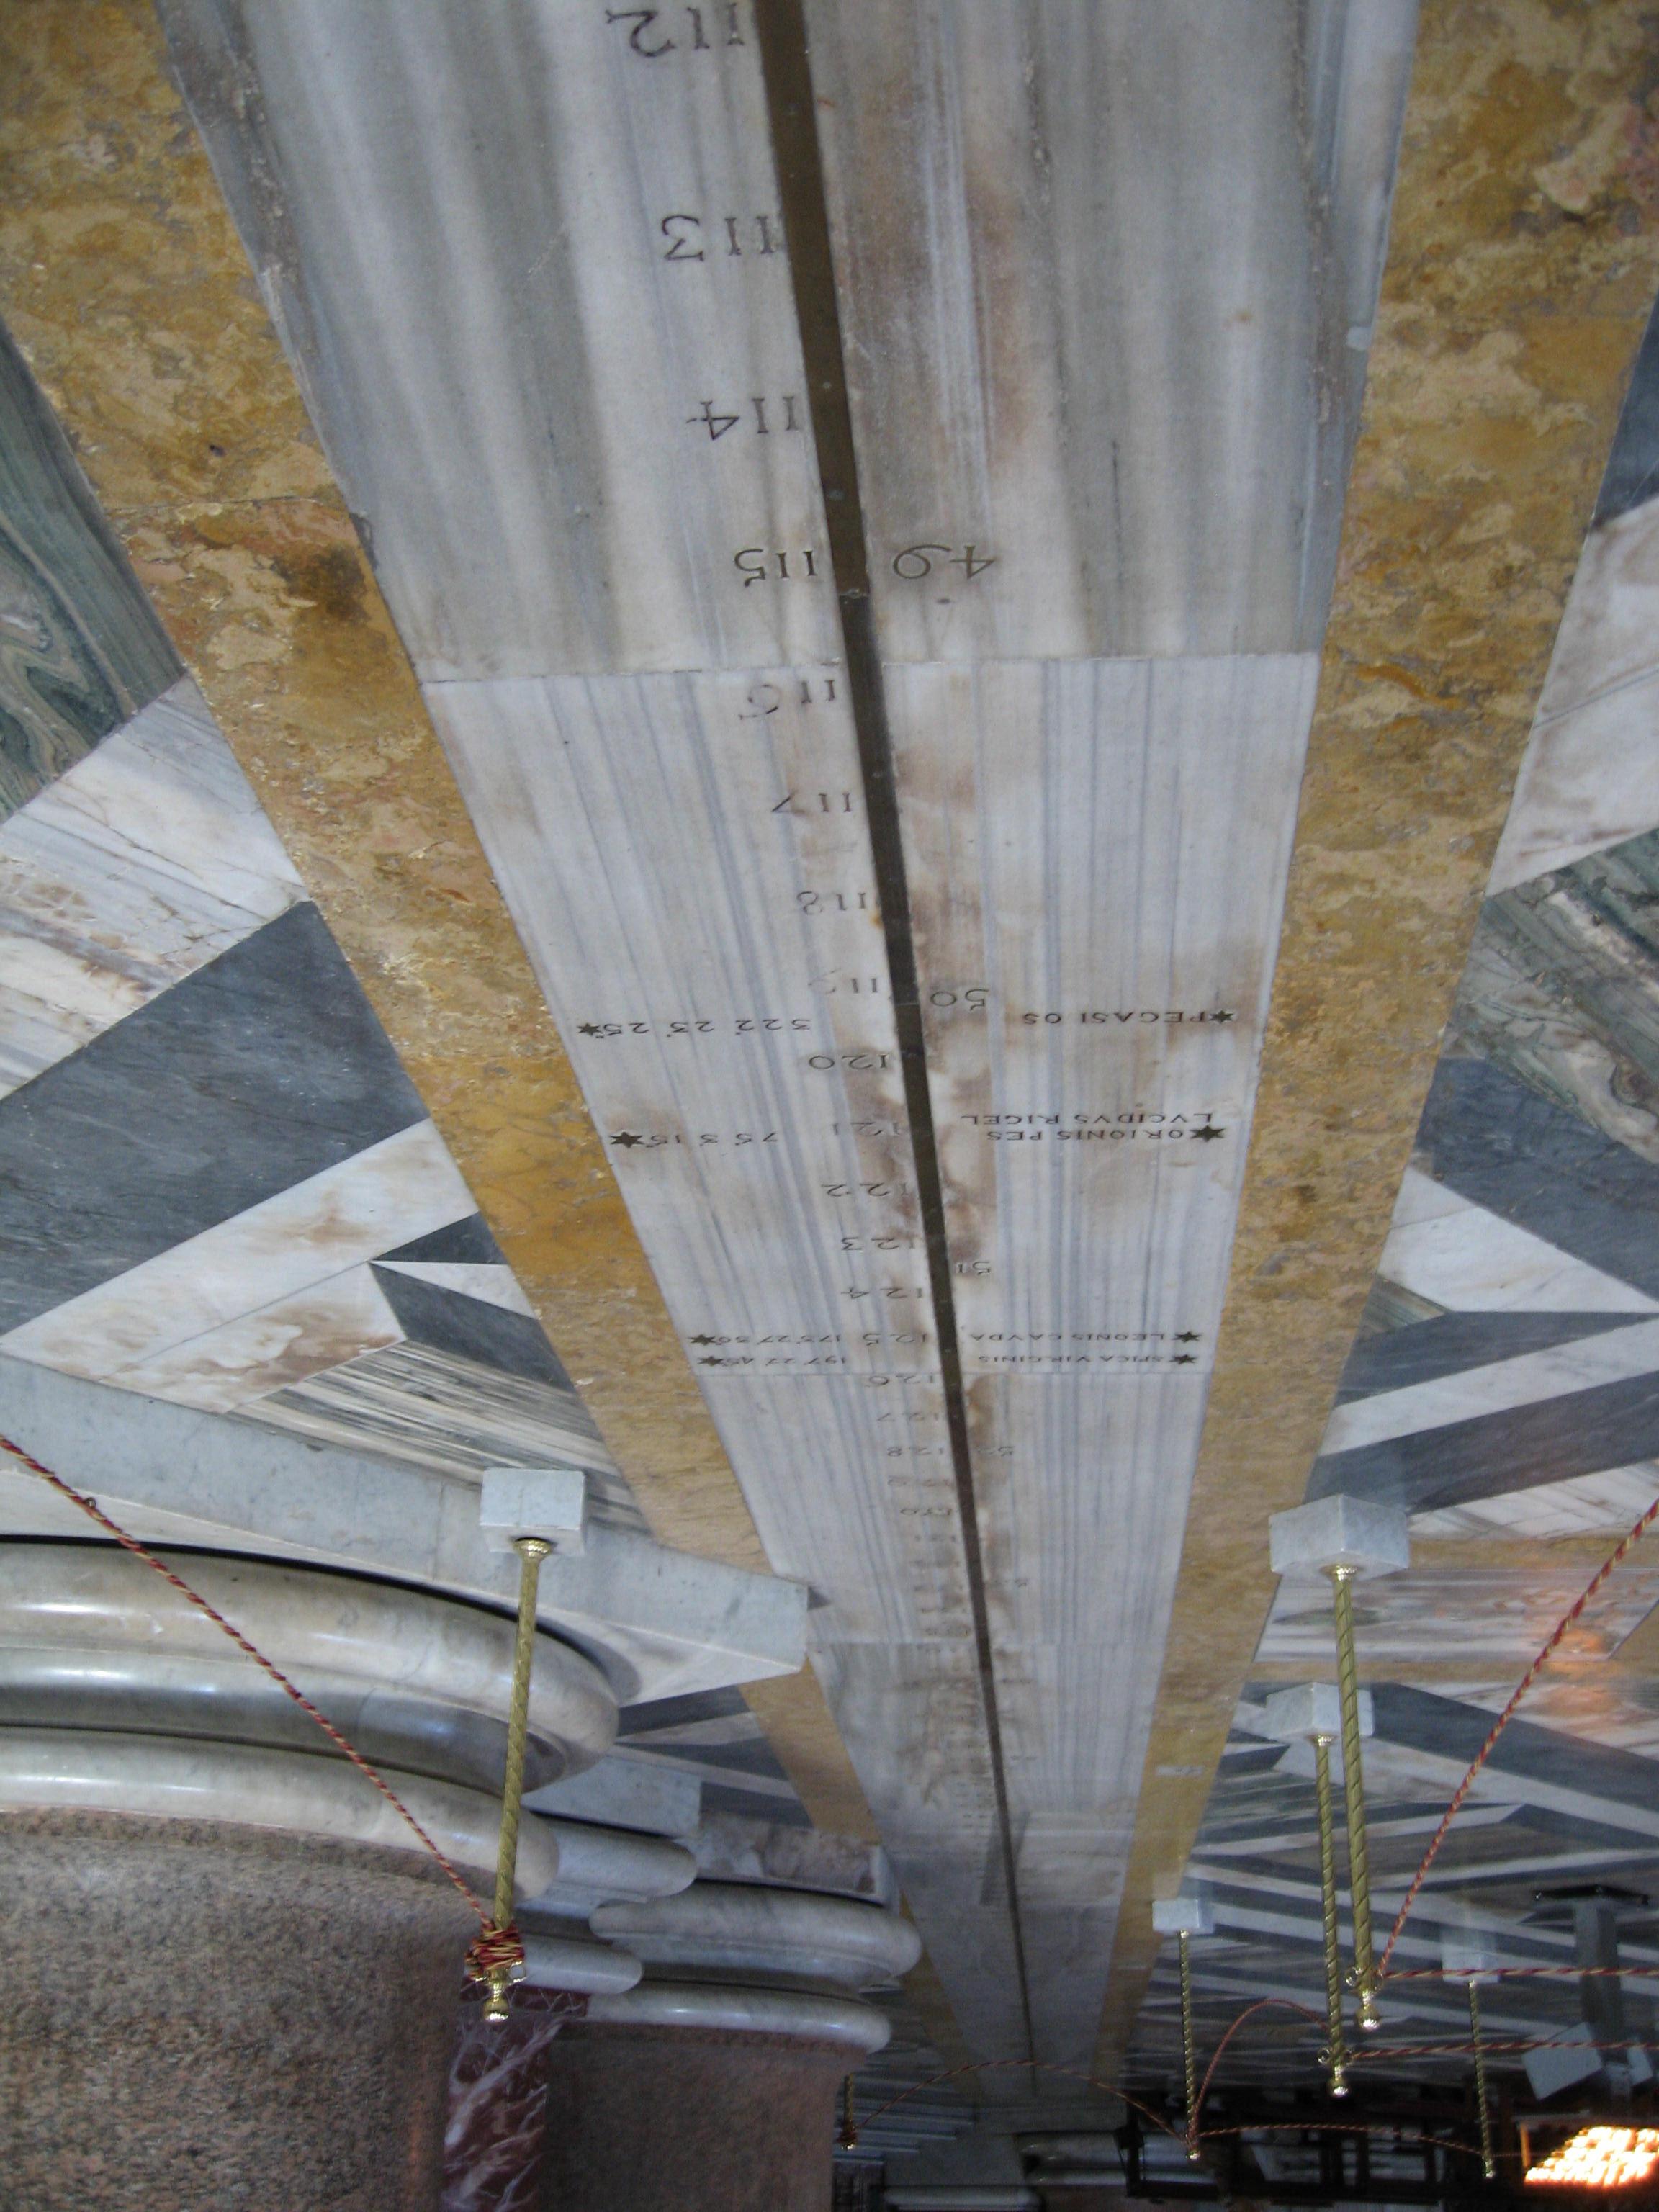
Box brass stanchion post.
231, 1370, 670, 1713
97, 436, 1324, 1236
1469, 1980, 1495, 2181
1314, 1731, 1349, 2095
482, 1534, 552, 2023
1330, 1565, 1379, 2030
1179, 1928, 1201, 2160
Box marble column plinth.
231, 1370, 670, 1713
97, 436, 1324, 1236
541, 2020, 855, 2212
0, 1808, 471, 2212
443, 1986, 589, 2212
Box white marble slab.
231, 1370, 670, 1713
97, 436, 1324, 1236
1491, 499, 1659, 891
428, 671, 928, 1369
1411, 1461, 1659, 1541
101, 1264, 401, 1413
1322, 1316, 1659, 1457
1380, 1167, 1658, 1311
889, 653, 1316, 1362
0, 1120, 473, 1379
164, 0, 837, 678
805, 0, 1415, 662
0, 676, 305, 1094
1261, 1561, 1659, 1670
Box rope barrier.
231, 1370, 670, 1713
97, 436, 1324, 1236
1377, 1491, 1659, 1977
0, 1431, 526, 1996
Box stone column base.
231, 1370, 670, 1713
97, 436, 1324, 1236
541, 2020, 853, 2212
0, 1809, 472, 2212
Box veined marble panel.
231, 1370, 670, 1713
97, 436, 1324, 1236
1260, 1561, 1659, 1671
889, 654, 1317, 1360
804, 0, 1414, 662
1321, 1316, 1659, 1458
1490, 498, 1659, 893
428, 672, 927, 1370
1410, 1462, 1659, 1542
1377, 1168, 1658, 1313
162, 0, 837, 678
0, 1120, 473, 1379
0, 676, 305, 1094
0, 320, 181, 819
426, 664, 1017, 2043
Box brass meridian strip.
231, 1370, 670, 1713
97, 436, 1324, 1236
753, 0, 1036, 2064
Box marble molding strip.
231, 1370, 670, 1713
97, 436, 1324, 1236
0, 1353, 808, 1707
0, 1541, 618, 1779
0, 1726, 563, 1895
1094, 0, 1659, 2072
592, 1879, 922, 1990
0, 0, 885, 1891
587, 1980, 894, 2052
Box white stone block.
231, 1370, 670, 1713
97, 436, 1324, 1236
1441, 1928, 1504, 1981
1263, 1682, 1373, 1743
1523, 2025, 1603, 2100
1269, 1493, 1410, 1579
1151, 1890, 1213, 1936
479, 1465, 587, 1555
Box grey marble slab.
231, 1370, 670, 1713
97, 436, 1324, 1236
1335, 1310, 1637, 1401
1310, 1366, 1659, 1515
369, 1265, 575, 1390
0, 677, 306, 1096
1419, 1056, 1659, 1300
0, 904, 426, 1331
804, 0, 1415, 662
0, 320, 181, 819
379, 1213, 506, 1266
1596, 291, 1659, 526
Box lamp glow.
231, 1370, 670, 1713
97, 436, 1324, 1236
1526, 2126, 1659, 2190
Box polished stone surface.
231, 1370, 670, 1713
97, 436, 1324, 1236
0, 1809, 468, 2211
444, 1987, 588, 2212
0, 1540, 617, 1789
0, 320, 179, 821
541, 2023, 851, 2212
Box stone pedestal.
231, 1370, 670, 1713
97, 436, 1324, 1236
542, 1877, 921, 2211
0, 1809, 470, 2212
543, 2020, 854, 2212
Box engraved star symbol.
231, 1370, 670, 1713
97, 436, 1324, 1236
1191, 1124, 1226, 1141
1174, 1331, 1200, 1343
1172, 1354, 1197, 1365
1212, 1011, 1236, 1024
697, 1355, 727, 1367
689, 1334, 718, 1346
577, 1022, 604, 1036
611, 1132, 645, 1148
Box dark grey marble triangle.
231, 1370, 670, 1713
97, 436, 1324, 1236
0, 902, 425, 1332
368, 1264, 572, 1390
1596, 286, 1659, 526
616, 1686, 750, 1736
1309, 1364, 1659, 1514
701, 1784, 811, 1829
1417, 1056, 1659, 1298
1335, 1312, 1639, 1403
1371, 1685, 1659, 1824
378, 1213, 505, 1264
0, 318, 181, 820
